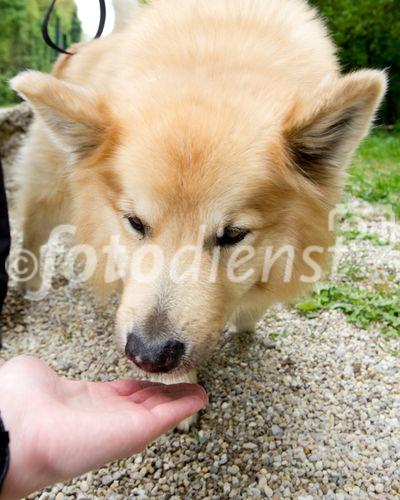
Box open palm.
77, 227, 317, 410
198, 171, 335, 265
0, 356, 207, 499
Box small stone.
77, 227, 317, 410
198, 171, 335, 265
198, 430, 207, 444
343, 364, 354, 377
132, 488, 146, 496
228, 465, 240, 475
263, 485, 273, 497
262, 339, 277, 349
261, 453, 271, 465
206, 442, 214, 453
335, 346, 346, 358
101, 475, 113, 486
80, 482, 89, 493
271, 425, 283, 437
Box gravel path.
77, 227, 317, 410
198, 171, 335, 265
1, 113, 399, 499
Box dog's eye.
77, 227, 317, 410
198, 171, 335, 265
216, 226, 250, 247
125, 215, 147, 237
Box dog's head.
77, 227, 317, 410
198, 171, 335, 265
12, 69, 386, 375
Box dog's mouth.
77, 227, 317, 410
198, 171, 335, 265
126, 357, 191, 377
126, 352, 183, 375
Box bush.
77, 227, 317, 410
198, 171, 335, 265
310, 0, 400, 124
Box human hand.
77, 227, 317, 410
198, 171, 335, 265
0, 356, 207, 499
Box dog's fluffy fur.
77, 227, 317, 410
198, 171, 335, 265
11, 0, 386, 397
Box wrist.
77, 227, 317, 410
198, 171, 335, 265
0, 407, 31, 500
0, 362, 51, 499
0, 409, 50, 500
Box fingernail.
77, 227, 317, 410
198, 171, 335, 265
191, 395, 208, 408
197, 385, 209, 404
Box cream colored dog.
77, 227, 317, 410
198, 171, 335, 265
11, 0, 385, 426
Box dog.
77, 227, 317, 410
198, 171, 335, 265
11, 0, 386, 427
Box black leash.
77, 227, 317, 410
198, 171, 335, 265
42, 0, 107, 55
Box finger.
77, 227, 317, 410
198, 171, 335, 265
149, 390, 208, 433
123, 386, 207, 451
105, 379, 163, 396
128, 383, 206, 408
127, 383, 188, 405
140, 384, 207, 410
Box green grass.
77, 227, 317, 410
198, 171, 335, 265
296, 284, 400, 338
347, 129, 400, 216
338, 258, 366, 282
294, 130, 400, 341
340, 228, 388, 246
268, 332, 280, 341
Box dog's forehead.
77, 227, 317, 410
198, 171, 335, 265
116, 114, 282, 221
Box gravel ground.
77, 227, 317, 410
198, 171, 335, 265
1, 109, 399, 499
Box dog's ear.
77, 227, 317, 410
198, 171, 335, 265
284, 70, 387, 185
11, 71, 111, 161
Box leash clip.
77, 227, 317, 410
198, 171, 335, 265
42, 0, 107, 56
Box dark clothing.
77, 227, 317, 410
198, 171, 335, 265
0, 414, 10, 494
0, 165, 10, 492
0, 158, 10, 321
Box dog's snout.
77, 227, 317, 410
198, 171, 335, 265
125, 332, 185, 373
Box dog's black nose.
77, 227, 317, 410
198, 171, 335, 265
125, 333, 185, 373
